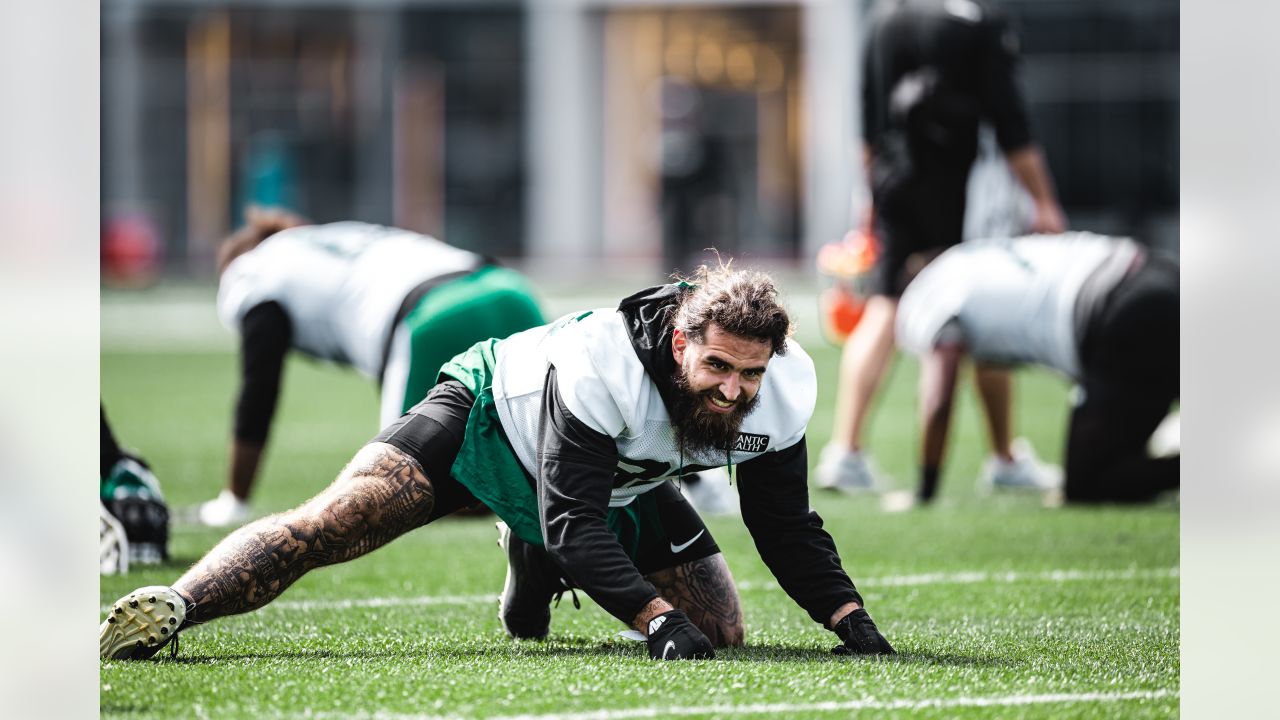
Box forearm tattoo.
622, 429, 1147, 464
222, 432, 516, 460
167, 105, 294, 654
647, 554, 744, 647
175, 443, 435, 622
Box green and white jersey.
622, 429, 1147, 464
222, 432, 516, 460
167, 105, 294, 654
488, 308, 816, 507
439, 284, 862, 628
217, 221, 481, 378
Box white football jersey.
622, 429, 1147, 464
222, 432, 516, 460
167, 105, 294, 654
489, 309, 816, 507
217, 221, 481, 378
896, 232, 1140, 379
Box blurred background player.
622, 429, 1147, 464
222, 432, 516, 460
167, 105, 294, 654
101, 404, 170, 572
197, 207, 546, 527
896, 232, 1179, 504
817, 0, 1066, 497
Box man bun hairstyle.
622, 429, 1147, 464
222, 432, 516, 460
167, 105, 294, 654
674, 260, 793, 356
216, 205, 310, 275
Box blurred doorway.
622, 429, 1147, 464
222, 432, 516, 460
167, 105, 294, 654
600, 7, 802, 275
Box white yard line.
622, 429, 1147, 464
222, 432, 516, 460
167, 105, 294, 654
100, 566, 1177, 613
257, 566, 1179, 613
288, 688, 1177, 720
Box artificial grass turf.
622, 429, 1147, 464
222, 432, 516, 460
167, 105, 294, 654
100, 342, 1177, 719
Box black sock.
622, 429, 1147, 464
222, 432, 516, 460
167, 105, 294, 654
918, 466, 940, 503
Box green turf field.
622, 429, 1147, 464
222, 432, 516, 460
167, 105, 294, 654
100, 317, 1178, 718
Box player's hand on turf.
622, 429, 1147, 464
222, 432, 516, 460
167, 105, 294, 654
646, 609, 715, 660
832, 608, 895, 656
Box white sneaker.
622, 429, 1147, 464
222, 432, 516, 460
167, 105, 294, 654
1148, 410, 1180, 458
197, 489, 251, 528
680, 468, 739, 516
815, 444, 884, 494
100, 586, 187, 660
100, 502, 129, 575
980, 438, 1062, 492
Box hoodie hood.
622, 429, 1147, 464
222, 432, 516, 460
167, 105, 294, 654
616, 283, 692, 413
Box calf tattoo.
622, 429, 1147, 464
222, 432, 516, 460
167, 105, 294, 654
647, 554, 744, 647
176, 443, 435, 622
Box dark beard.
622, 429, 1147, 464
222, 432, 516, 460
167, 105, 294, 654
670, 369, 760, 457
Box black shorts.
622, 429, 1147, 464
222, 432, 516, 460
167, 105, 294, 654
372, 381, 720, 572
371, 380, 481, 521
869, 167, 970, 297
613, 481, 721, 575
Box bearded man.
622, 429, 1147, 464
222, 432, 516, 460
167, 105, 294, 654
101, 266, 894, 662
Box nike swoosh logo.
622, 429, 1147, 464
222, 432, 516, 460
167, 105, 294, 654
669, 529, 706, 554
663, 640, 677, 660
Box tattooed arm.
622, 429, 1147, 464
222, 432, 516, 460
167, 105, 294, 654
645, 554, 744, 647
174, 442, 436, 622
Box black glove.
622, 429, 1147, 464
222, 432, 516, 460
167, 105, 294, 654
646, 609, 715, 660
832, 608, 895, 656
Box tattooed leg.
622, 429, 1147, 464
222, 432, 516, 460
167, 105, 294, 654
645, 553, 744, 647
173, 442, 435, 622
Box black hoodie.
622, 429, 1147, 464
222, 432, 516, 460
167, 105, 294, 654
538, 285, 864, 628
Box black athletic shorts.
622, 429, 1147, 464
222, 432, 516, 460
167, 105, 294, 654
869, 167, 970, 298
371, 380, 720, 572
371, 380, 482, 521
611, 480, 721, 575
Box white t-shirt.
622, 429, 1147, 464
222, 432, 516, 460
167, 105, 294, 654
217, 221, 481, 378
896, 232, 1139, 379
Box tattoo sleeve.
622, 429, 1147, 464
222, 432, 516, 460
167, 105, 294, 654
175, 442, 435, 622
646, 554, 744, 647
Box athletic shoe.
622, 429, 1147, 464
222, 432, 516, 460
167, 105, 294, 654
197, 489, 251, 528
980, 438, 1062, 492
879, 490, 918, 513
100, 502, 130, 575
814, 444, 884, 494
497, 521, 573, 640
100, 586, 187, 660
680, 469, 739, 516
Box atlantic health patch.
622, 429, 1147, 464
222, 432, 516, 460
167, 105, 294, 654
733, 432, 770, 453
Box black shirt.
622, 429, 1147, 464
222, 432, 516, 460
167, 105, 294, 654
861, 0, 1033, 171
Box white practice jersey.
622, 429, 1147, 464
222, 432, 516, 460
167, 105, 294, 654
896, 232, 1140, 379
489, 309, 816, 507
217, 222, 481, 378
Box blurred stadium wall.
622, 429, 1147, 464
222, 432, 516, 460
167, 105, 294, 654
101, 0, 1177, 287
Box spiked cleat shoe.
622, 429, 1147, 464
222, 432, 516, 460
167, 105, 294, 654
100, 586, 186, 660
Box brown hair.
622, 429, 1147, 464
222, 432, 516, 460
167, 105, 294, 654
216, 205, 310, 275
673, 260, 792, 356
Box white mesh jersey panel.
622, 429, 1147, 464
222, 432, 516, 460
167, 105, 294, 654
897, 232, 1131, 379
216, 221, 481, 377
492, 308, 819, 507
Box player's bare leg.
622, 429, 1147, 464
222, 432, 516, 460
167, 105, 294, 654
974, 363, 1013, 460
830, 295, 898, 451
102, 443, 436, 658
645, 553, 744, 647
818, 296, 898, 493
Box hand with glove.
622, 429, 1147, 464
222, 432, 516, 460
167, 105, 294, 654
832, 608, 895, 656
646, 609, 715, 660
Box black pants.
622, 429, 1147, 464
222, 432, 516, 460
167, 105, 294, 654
1065, 255, 1179, 503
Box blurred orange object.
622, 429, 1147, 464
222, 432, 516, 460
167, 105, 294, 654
819, 287, 865, 345
815, 229, 880, 345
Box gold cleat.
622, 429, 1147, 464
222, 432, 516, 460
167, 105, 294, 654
100, 586, 186, 660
